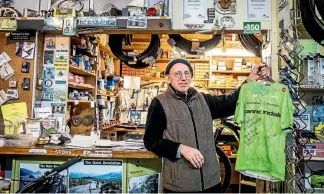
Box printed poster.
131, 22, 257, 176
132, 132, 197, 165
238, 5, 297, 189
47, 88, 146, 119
69, 159, 123, 193
128, 173, 160, 193
19, 163, 67, 193
1, 102, 28, 134
183, 0, 207, 22
247, 0, 271, 21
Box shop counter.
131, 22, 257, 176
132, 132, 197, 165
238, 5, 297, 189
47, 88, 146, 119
0, 145, 162, 193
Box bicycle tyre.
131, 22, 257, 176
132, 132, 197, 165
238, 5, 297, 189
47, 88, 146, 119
299, 0, 324, 46
238, 34, 262, 57
109, 34, 160, 69
315, 0, 324, 20
168, 34, 222, 55
216, 145, 232, 192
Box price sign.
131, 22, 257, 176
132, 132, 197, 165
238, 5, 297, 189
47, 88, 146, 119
303, 145, 317, 156
243, 22, 261, 34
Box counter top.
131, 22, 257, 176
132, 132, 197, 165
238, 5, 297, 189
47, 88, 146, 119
0, 145, 158, 159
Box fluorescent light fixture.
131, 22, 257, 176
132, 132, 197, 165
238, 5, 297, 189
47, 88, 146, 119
205, 48, 255, 57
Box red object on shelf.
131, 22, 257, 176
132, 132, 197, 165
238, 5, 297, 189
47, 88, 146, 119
147, 7, 157, 16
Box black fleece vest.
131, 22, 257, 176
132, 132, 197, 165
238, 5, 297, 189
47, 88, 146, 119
157, 86, 221, 192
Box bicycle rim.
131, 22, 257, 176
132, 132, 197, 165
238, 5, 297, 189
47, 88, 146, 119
216, 146, 232, 192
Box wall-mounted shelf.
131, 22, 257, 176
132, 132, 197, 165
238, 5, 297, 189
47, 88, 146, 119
209, 87, 238, 90
69, 65, 97, 77
68, 82, 95, 90
212, 70, 251, 74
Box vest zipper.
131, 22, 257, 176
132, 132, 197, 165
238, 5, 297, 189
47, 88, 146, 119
184, 101, 205, 192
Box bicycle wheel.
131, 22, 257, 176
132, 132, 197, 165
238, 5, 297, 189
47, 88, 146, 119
216, 146, 232, 192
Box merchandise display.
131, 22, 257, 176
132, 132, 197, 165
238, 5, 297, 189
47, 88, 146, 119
0, 0, 322, 193
234, 82, 294, 181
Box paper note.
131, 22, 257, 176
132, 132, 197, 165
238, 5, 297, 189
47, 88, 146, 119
1, 102, 28, 134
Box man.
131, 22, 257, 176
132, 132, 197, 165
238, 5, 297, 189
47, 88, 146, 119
143, 58, 266, 193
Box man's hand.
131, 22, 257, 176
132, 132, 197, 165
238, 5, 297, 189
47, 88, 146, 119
180, 144, 204, 168
246, 63, 268, 82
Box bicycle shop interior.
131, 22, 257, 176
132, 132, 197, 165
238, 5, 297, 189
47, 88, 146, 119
0, 0, 323, 193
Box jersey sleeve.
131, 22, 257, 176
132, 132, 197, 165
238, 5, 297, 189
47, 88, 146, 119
234, 84, 245, 124
281, 86, 294, 129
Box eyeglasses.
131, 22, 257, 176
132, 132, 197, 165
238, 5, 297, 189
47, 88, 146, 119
172, 71, 192, 79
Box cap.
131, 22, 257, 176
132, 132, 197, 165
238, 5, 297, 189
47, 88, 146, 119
165, 58, 193, 77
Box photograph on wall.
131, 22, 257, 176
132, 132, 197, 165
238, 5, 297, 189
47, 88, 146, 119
44, 50, 54, 65
22, 42, 35, 60
19, 163, 67, 193
128, 173, 160, 193
69, 159, 123, 193
127, 16, 147, 29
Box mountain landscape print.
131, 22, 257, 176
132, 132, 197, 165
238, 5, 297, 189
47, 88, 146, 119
69, 159, 123, 193
19, 163, 67, 193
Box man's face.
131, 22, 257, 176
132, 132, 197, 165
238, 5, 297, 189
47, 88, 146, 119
168, 63, 192, 93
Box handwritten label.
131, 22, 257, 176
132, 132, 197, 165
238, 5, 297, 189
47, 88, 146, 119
55, 149, 72, 155
83, 150, 112, 158
29, 149, 47, 155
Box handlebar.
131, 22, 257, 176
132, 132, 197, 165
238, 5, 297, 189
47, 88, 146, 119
46, 156, 82, 175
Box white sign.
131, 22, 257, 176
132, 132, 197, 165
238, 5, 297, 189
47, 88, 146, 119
247, 0, 271, 21
29, 149, 48, 155
183, 0, 207, 22
83, 150, 112, 158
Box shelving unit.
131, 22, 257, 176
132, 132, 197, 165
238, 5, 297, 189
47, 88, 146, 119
68, 83, 95, 90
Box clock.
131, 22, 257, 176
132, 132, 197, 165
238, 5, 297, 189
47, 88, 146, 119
215, 0, 236, 15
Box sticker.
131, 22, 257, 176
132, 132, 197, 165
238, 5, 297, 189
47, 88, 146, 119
74, 100, 79, 105
83, 150, 112, 157
91, 101, 95, 108
44, 50, 54, 65
282, 87, 286, 92
243, 22, 261, 34
29, 149, 48, 155
54, 149, 72, 155
220, 16, 235, 28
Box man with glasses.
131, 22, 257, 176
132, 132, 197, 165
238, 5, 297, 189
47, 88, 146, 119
144, 58, 266, 193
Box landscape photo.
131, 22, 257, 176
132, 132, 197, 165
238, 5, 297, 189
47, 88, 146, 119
128, 173, 160, 193
19, 163, 68, 193
69, 159, 123, 193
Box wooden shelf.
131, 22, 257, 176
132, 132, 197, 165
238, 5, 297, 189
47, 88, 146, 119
68, 82, 95, 90
209, 87, 239, 90
0, 145, 157, 158
155, 59, 209, 63
240, 180, 256, 187
192, 78, 209, 81
99, 42, 115, 57
109, 128, 145, 133
212, 70, 251, 74
67, 99, 92, 103
69, 65, 97, 77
